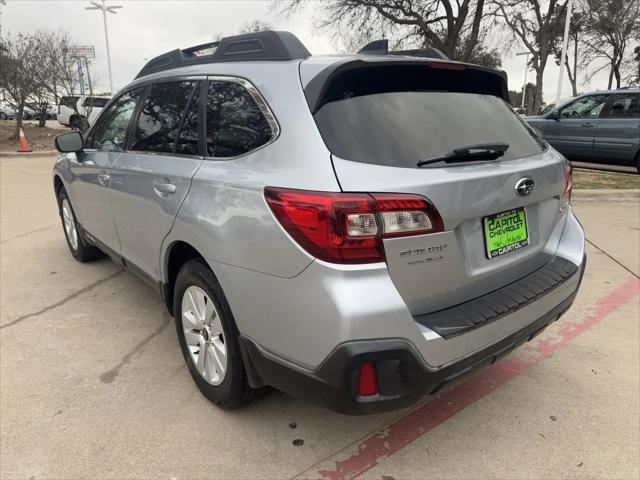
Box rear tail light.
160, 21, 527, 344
264, 188, 444, 264
373, 193, 444, 237
563, 160, 573, 202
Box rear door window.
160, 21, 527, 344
205, 80, 273, 158
131, 81, 197, 154
602, 93, 640, 118
312, 66, 545, 168
176, 83, 200, 156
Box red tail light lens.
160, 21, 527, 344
264, 188, 444, 264
264, 188, 382, 264
563, 160, 573, 202
357, 362, 378, 397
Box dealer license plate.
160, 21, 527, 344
483, 207, 529, 259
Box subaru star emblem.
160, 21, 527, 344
515, 177, 535, 197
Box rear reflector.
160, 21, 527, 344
264, 188, 444, 264
357, 362, 378, 396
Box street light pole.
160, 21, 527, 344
86, 0, 122, 95
556, 0, 573, 104
516, 51, 530, 111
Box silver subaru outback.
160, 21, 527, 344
53, 31, 585, 414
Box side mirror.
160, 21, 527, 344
547, 110, 560, 120
55, 131, 84, 153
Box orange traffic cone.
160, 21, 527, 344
17, 127, 32, 153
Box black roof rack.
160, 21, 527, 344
136, 30, 311, 79
357, 39, 449, 60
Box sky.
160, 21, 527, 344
1, 0, 614, 105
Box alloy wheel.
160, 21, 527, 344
61, 198, 78, 251
181, 285, 227, 385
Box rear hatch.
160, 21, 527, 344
303, 59, 570, 315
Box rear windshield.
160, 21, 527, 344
313, 67, 546, 168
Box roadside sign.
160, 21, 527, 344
62, 46, 95, 58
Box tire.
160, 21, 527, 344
57, 188, 103, 262
636, 152, 640, 175
173, 259, 256, 409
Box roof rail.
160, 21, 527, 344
357, 39, 449, 60
136, 30, 311, 79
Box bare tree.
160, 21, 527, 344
582, 0, 640, 89
34, 29, 96, 131
0, 34, 45, 136
239, 20, 273, 34
632, 45, 640, 85
278, 0, 501, 67
492, 0, 569, 114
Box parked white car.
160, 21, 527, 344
57, 95, 111, 128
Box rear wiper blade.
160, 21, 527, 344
417, 143, 510, 167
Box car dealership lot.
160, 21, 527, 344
1, 155, 638, 480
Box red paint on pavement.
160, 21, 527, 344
292, 277, 640, 480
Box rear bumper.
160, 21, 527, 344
239, 254, 586, 415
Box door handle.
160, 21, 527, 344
153, 181, 176, 194
97, 173, 110, 186
581, 123, 594, 128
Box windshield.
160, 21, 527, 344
314, 91, 546, 168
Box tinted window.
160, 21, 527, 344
60, 96, 79, 108
84, 97, 110, 108
314, 89, 545, 168
205, 81, 273, 157
560, 95, 608, 119
131, 81, 196, 153
603, 94, 640, 118
176, 84, 200, 156
91, 88, 143, 152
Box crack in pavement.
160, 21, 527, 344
0, 224, 59, 244
99, 312, 172, 383
586, 238, 639, 279
0, 270, 124, 330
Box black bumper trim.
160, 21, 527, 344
239, 255, 585, 415
413, 256, 579, 339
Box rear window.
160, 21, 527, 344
313, 66, 546, 168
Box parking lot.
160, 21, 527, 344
0, 154, 638, 479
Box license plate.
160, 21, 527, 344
483, 207, 529, 259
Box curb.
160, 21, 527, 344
572, 189, 640, 202
0, 150, 57, 158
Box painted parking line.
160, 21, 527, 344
292, 277, 640, 480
